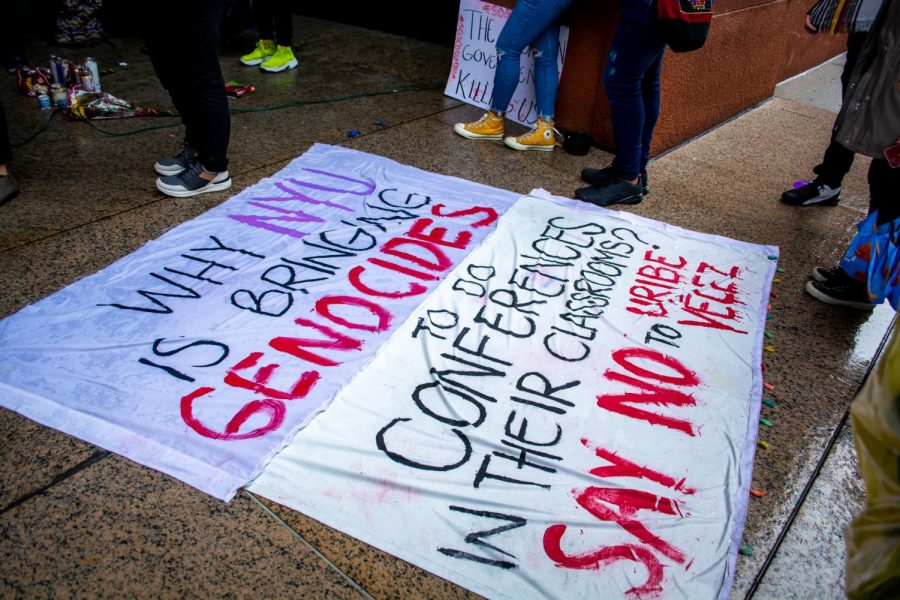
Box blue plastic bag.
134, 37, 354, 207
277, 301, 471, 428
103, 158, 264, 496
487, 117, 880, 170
839, 211, 900, 309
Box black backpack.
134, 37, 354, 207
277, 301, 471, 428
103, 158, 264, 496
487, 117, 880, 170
656, 0, 713, 53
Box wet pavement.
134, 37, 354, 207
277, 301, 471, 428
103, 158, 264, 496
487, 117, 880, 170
0, 17, 893, 599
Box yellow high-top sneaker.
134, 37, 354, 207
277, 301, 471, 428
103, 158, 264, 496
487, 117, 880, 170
504, 118, 559, 151
453, 111, 505, 140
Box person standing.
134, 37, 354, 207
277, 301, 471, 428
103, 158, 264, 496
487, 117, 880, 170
453, 0, 574, 152
574, 0, 667, 206
239, 0, 298, 73
805, 0, 900, 309
147, 0, 232, 198
0, 101, 19, 206
780, 0, 883, 206
1, 0, 27, 72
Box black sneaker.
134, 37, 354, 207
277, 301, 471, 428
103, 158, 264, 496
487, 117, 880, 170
154, 143, 197, 176
0, 174, 20, 206
575, 178, 643, 207
581, 167, 649, 195
781, 180, 841, 206
811, 265, 851, 282
156, 161, 232, 198
805, 279, 873, 310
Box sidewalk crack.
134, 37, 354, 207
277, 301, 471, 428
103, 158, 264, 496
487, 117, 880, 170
0, 449, 110, 515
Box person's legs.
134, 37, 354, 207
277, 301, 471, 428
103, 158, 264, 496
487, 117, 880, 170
0, 101, 11, 167
502, 7, 574, 151
147, 38, 195, 146
575, 20, 664, 206
604, 21, 667, 182
149, 0, 232, 196
255, 0, 276, 40
241, 0, 277, 66
148, 24, 201, 176
146, 0, 200, 140
806, 159, 900, 309
258, 0, 297, 72
0, 100, 19, 205
868, 158, 900, 226
490, 0, 571, 115
520, 1, 572, 119
782, 32, 868, 205
638, 51, 664, 174
815, 32, 868, 186
812, 159, 900, 277
455, 0, 571, 143
1, 0, 26, 71
272, 0, 293, 47
182, 0, 229, 173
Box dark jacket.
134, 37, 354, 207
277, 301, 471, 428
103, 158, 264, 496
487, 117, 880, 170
835, 0, 900, 158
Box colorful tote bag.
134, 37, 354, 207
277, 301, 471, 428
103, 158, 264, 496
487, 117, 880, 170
839, 210, 900, 309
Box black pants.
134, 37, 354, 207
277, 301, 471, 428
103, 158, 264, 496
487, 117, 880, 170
0, 0, 24, 67
256, 0, 293, 46
869, 159, 900, 226
145, 0, 230, 172
815, 32, 868, 188
0, 101, 11, 165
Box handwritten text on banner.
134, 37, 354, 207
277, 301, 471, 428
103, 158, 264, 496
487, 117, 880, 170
0, 144, 519, 500
250, 191, 777, 599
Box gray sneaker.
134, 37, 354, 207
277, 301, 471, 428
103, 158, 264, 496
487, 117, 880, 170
780, 180, 841, 206
156, 161, 231, 198
154, 143, 197, 176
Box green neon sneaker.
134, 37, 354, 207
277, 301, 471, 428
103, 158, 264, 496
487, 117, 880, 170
240, 39, 275, 66
260, 45, 298, 73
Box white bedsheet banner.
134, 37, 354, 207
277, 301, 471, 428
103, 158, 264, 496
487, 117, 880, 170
250, 191, 778, 599
0, 144, 518, 500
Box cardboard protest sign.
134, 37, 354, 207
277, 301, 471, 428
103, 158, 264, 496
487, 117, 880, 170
250, 191, 777, 598
0, 144, 518, 500
445, 0, 569, 126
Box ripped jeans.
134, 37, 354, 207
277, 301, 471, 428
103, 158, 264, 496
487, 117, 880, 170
489, 0, 574, 120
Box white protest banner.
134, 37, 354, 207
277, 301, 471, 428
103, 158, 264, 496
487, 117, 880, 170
0, 144, 518, 500
250, 190, 777, 598
445, 0, 569, 126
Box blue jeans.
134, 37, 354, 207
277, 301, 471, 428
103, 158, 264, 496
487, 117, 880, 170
604, 16, 667, 180
490, 0, 574, 119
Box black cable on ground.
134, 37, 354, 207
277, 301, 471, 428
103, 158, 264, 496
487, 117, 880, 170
0, 449, 111, 515
11, 106, 62, 148
83, 119, 181, 137
53, 83, 441, 140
